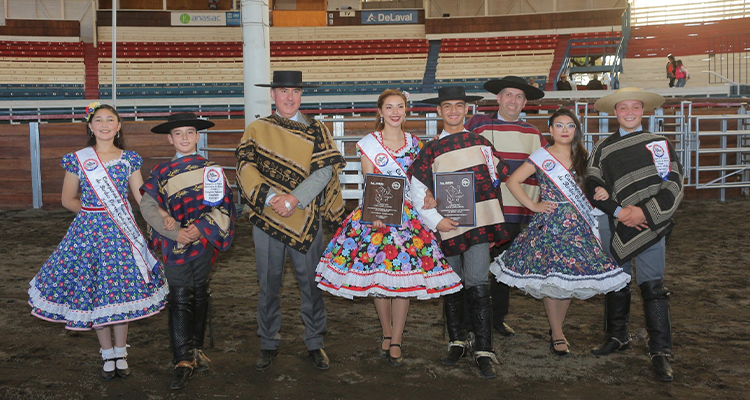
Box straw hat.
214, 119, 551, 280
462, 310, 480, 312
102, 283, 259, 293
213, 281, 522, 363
594, 87, 665, 113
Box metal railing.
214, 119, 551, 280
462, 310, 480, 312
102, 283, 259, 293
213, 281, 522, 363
26, 105, 750, 207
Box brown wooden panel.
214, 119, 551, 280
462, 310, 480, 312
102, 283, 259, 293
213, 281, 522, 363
166, 0, 231, 10
0, 19, 79, 36
425, 9, 624, 35
97, 11, 171, 27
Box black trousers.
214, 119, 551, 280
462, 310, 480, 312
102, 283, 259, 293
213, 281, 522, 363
490, 223, 521, 322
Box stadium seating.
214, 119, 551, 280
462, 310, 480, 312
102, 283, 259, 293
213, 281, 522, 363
0, 40, 85, 100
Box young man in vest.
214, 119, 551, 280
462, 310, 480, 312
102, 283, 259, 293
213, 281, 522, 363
410, 86, 511, 379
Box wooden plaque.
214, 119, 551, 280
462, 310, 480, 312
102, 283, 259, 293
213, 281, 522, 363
361, 174, 406, 227
434, 171, 476, 227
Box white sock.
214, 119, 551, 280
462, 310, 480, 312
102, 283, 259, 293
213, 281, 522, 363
100, 348, 115, 372
114, 346, 129, 370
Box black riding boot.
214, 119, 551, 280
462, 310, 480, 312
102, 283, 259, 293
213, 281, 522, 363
641, 280, 674, 382
590, 285, 631, 356
441, 289, 468, 366
192, 283, 211, 371
467, 285, 497, 379
169, 286, 196, 390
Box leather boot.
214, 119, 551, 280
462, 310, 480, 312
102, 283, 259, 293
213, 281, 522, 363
169, 286, 195, 390
441, 289, 468, 366
192, 283, 211, 371
467, 285, 497, 379
641, 280, 674, 382
590, 285, 631, 356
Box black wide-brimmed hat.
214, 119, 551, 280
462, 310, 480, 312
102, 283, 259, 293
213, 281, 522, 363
484, 75, 545, 100
151, 113, 215, 134
255, 70, 320, 88
422, 86, 484, 104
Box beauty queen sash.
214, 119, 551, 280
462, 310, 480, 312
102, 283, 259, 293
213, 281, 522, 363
528, 147, 602, 242
75, 147, 158, 283
357, 132, 413, 200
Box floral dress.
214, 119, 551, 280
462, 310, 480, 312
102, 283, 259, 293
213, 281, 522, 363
28, 150, 168, 330
490, 161, 630, 300
316, 132, 462, 299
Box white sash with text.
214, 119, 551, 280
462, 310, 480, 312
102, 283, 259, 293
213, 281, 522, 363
528, 147, 602, 242
75, 147, 158, 282
357, 132, 412, 200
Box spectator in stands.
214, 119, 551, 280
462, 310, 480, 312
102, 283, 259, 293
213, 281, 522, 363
28, 103, 168, 381
586, 75, 604, 90
557, 74, 572, 91
141, 113, 236, 390
465, 76, 547, 340
666, 54, 677, 88
587, 87, 683, 383
235, 71, 346, 372
528, 77, 540, 89
208, 0, 219, 10
675, 60, 690, 87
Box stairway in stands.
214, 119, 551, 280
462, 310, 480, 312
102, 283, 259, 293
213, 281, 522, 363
421, 39, 441, 93
546, 34, 570, 91
83, 43, 100, 100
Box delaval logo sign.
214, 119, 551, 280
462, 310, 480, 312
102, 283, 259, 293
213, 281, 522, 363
362, 10, 418, 25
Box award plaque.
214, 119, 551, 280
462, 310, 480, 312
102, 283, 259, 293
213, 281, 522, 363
361, 174, 406, 227
434, 171, 476, 227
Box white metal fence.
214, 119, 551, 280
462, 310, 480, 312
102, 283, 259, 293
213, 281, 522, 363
27, 103, 750, 207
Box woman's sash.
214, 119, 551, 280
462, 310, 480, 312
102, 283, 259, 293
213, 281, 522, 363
75, 147, 158, 282
357, 132, 412, 200
528, 147, 601, 241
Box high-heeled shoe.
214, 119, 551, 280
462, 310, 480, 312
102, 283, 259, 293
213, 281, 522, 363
388, 344, 403, 367
550, 338, 571, 357
379, 336, 391, 359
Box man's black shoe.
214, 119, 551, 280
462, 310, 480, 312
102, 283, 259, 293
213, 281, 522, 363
590, 337, 630, 356
475, 354, 497, 379
494, 321, 516, 337
309, 348, 329, 370
651, 354, 674, 382
255, 349, 278, 371
440, 342, 467, 366
170, 360, 195, 390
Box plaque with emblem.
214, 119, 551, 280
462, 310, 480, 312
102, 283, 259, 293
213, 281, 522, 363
434, 171, 475, 227
361, 174, 406, 227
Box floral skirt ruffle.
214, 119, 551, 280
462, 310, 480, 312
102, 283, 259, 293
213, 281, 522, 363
317, 203, 462, 299
28, 211, 168, 330
490, 204, 631, 300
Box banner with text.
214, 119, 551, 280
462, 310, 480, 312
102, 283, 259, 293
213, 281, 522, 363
171, 11, 241, 26
361, 10, 418, 25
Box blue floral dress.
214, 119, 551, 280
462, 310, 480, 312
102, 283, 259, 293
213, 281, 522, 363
490, 161, 630, 300
28, 150, 168, 330
316, 132, 462, 299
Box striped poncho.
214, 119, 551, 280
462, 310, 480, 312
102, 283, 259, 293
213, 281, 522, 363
586, 130, 684, 263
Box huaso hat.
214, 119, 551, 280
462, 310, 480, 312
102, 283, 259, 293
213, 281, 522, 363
151, 113, 215, 134
594, 87, 665, 113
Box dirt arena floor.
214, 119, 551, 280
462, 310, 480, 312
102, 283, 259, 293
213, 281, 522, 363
1, 199, 749, 400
